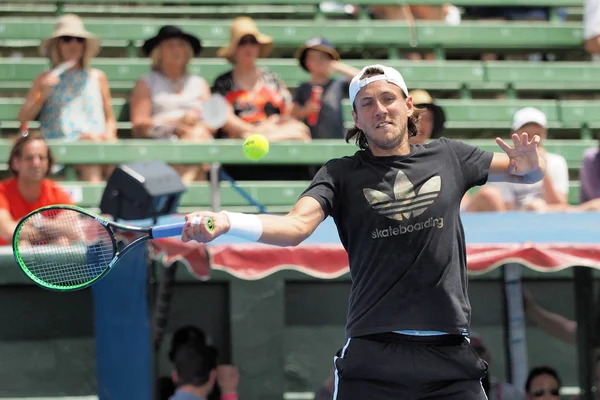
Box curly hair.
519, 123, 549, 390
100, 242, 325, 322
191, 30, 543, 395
345, 66, 423, 150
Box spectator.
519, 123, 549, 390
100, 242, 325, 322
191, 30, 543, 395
580, 134, 600, 203
470, 334, 524, 400
0, 132, 74, 246
212, 17, 309, 142
584, 0, 600, 59
408, 89, 446, 145
159, 325, 239, 400
291, 37, 359, 139
525, 366, 562, 400
212, 17, 311, 181
465, 107, 600, 212
17, 14, 116, 183
169, 342, 219, 400
130, 25, 214, 185
523, 288, 600, 399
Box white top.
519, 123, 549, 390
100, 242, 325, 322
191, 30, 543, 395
143, 71, 208, 123
585, 0, 600, 40
492, 152, 569, 208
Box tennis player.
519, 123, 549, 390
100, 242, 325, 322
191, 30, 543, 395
182, 64, 546, 399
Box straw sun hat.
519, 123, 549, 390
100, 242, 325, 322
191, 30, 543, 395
217, 17, 273, 63
39, 14, 100, 64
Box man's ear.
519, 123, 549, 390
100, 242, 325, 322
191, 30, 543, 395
405, 95, 414, 117
352, 109, 363, 132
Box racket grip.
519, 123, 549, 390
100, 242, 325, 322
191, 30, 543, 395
151, 218, 215, 239
151, 222, 185, 239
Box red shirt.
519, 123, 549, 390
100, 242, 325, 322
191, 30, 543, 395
0, 178, 74, 245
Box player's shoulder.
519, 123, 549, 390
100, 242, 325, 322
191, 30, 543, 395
319, 150, 364, 174
422, 137, 456, 152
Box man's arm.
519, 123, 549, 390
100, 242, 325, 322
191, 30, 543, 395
182, 196, 326, 246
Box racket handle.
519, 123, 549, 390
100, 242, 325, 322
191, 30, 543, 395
151, 218, 215, 239
151, 222, 185, 239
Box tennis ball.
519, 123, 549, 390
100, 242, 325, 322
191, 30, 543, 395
243, 134, 270, 161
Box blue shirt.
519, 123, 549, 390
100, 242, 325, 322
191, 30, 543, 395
169, 389, 205, 400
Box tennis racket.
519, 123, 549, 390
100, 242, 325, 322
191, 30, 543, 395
12, 205, 214, 292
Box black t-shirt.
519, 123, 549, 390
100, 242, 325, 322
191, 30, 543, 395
300, 138, 494, 338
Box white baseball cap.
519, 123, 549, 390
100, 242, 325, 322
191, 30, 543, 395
511, 107, 548, 131
349, 64, 409, 109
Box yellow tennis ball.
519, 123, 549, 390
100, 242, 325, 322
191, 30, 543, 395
243, 134, 270, 161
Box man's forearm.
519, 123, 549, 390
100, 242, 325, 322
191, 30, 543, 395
218, 212, 316, 247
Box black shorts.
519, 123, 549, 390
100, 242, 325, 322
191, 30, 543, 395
333, 333, 489, 400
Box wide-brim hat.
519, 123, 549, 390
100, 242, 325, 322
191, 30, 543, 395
410, 89, 446, 139
142, 25, 202, 57
295, 37, 340, 72
39, 14, 101, 60
217, 17, 273, 63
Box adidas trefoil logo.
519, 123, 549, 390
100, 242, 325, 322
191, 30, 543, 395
363, 170, 441, 221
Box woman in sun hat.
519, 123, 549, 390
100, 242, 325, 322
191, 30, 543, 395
212, 16, 309, 142
17, 13, 116, 183
129, 25, 214, 184
212, 16, 311, 180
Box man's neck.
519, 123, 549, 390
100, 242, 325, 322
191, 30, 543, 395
369, 141, 411, 157
17, 178, 43, 202
176, 384, 209, 399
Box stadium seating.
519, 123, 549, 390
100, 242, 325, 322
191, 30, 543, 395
0, 97, 596, 138
0, 18, 584, 59
4, 59, 600, 97
0, 140, 589, 209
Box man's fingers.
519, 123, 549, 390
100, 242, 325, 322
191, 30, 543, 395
520, 132, 529, 145
511, 133, 520, 147
529, 134, 541, 146
495, 137, 512, 153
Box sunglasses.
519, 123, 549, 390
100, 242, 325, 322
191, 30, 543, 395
532, 388, 560, 397
60, 36, 85, 44
238, 36, 259, 46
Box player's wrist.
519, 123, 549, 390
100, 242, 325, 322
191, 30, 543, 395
220, 211, 263, 242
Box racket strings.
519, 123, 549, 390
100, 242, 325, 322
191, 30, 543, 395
16, 209, 115, 289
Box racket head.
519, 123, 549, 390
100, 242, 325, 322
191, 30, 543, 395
203, 94, 228, 129
12, 205, 118, 292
